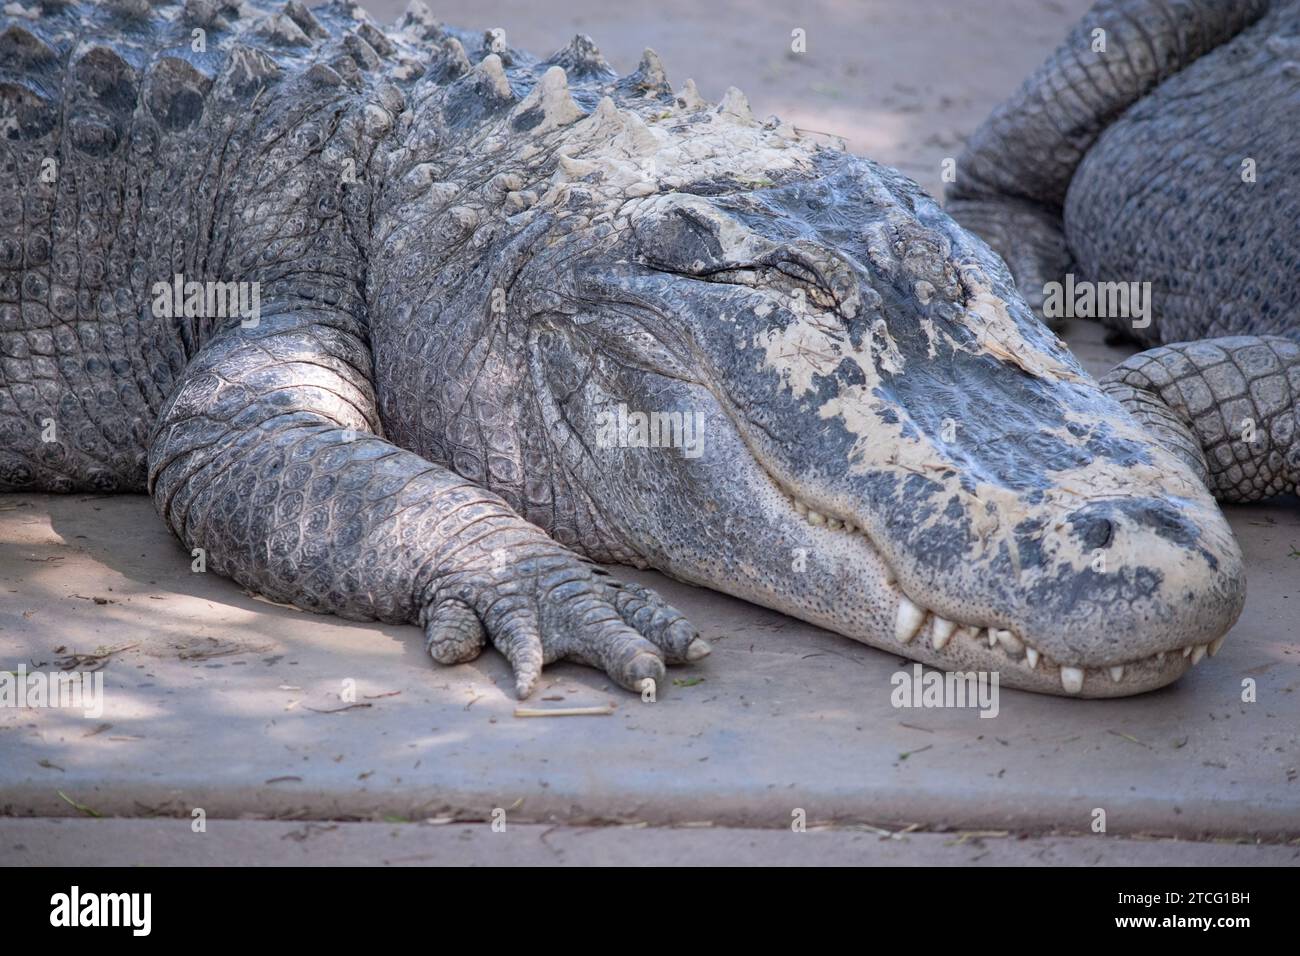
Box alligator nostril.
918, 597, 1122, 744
1075, 516, 1114, 550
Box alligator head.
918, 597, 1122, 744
372, 54, 1245, 697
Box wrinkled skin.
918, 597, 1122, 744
0, 0, 1246, 699
947, 0, 1300, 504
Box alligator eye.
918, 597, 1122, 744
688, 263, 839, 316
771, 261, 840, 311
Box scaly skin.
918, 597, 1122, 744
0, 0, 1247, 698
1101, 337, 1300, 502
947, 0, 1300, 502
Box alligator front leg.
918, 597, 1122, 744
1101, 335, 1300, 503
148, 308, 708, 697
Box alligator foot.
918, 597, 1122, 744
423, 561, 709, 698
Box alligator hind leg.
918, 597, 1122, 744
945, 0, 1271, 334
1100, 336, 1300, 503
944, 197, 1073, 328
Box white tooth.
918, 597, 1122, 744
986, 628, 997, 648
1182, 645, 1192, 658
1059, 666, 1084, 694
794, 500, 808, 516
844, 522, 858, 533
1208, 636, 1226, 657
826, 517, 842, 530
1190, 644, 1206, 665
1109, 665, 1124, 683
807, 510, 825, 526
1025, 647, 1039, 669
931, 617, 957, 650
994, 629, 1023, 655
894, 596, 925, 644
1156, 651, 1165, 663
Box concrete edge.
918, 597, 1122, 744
5, 781, 1298, 843
5, 817, 1298, 866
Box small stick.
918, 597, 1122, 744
513, 704, 615, 718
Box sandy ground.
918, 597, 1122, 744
2, 1, 1298, 865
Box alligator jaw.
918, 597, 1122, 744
770, 482, 1230, 698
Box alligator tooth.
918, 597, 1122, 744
1208, 636, 1226, 657
931, 617, 957, 650
1155, 651, 1165, 663
994, 629, 1023, 655
1182, 645, 1192, 658
1025, 647, 1039, 669
1059, 666, 1084, 694
1109, 665, 1124, 683
793, 500, 808, 516
826, 517, 842, 531
844, 522, 858, 533
1190, 644, 1207, 665
894, 596, 925, 644
807, 509, 826, 526
985, 628, 997, 648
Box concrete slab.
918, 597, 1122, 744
4, 818, 1296, 867
1, 482, 1298, 839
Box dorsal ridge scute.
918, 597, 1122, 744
621, 48, 670, 98
543, 34, 616, 81
510, 64, 583, 134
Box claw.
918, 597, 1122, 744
686, 637, 711, 661
623, 649, 665, 693
424, 598, 486, 665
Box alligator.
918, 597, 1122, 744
947, 0, 1299, 506
0, 0, 1249, 700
